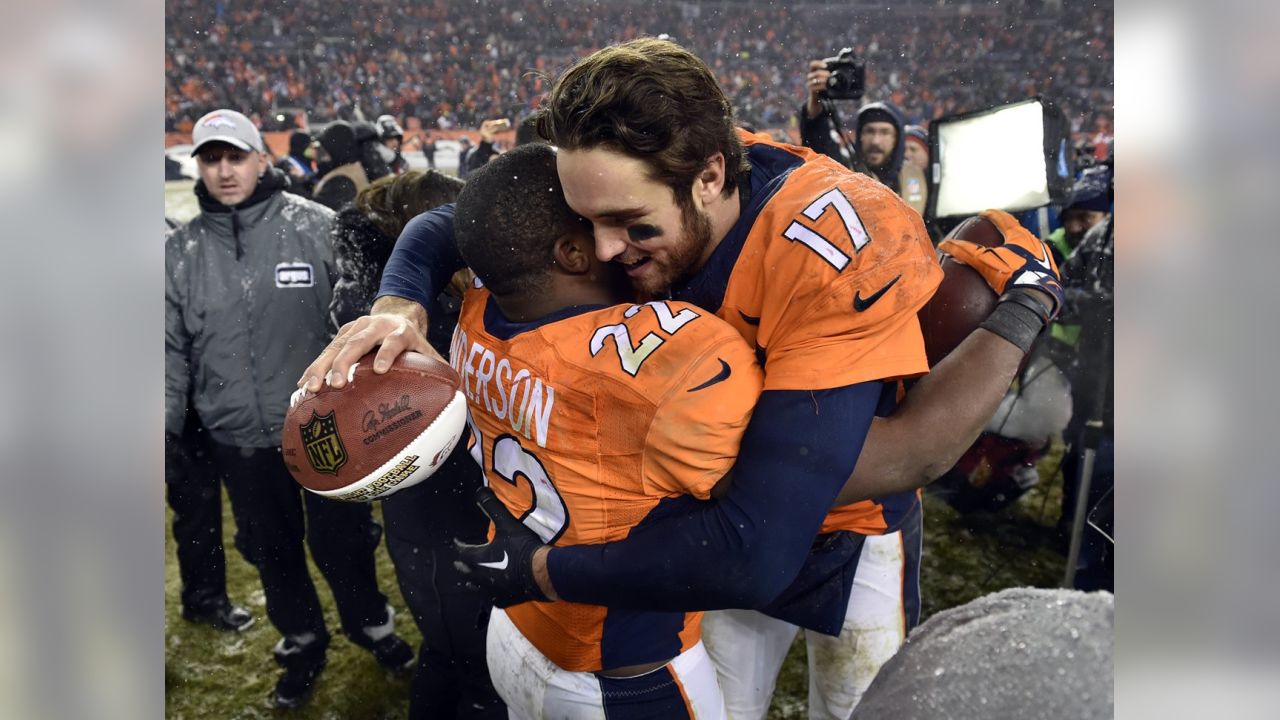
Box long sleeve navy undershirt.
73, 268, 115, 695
376, 204, 463, 309
549, 383, 881, 612
375, 209, 882, 612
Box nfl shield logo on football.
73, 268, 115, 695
301, 410, 348, 474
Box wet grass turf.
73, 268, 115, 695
765, 444, 1068, 718
165, 449, 1066, 718
164, 499, 417, 719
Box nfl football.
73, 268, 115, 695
282, 351, 467, 502
918, 215, 1003, 367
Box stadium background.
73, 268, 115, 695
164, 0, 1112, 716
164, 0, 1112, 178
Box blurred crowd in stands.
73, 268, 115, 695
165, 0, 1112, 140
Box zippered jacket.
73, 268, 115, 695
165, 169, 336, 447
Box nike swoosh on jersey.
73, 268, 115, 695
737, 309, 761, 326
687, 359, 732, 392
853, 275, 901, 312
478, 552, 509, 571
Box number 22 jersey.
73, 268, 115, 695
450, 289, 763, 672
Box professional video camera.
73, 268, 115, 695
821, 48, 866, 100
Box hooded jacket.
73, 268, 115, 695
165, 167, 337, 447
854, 102, 907, 193
313, 121, 371, 211
798, 100, 926, 213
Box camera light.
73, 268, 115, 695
929, 99, 1073, 219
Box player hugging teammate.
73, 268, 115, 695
303, 38, 1064, 720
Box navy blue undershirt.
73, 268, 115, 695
377, 203, 464, 310
376, 143, 888, 617
550, 383, 880, 612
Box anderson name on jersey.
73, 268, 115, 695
450, 287, 763, 672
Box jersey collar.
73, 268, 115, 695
481, 294, 609, 341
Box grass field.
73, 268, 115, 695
164, 454, 1067, 719
164, 180, 1069, 717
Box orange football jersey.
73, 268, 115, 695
450, 289, 763, 672
675, 130, 943, 535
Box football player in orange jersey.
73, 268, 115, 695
449, 143, 761, 718
301, 39, 1063, 718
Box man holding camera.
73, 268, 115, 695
798, 58, 928, 216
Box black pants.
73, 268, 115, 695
165, 423, 255, 612
210, 442, 389, 644
383, 442, 506, 719
1060, 433, 1114, 593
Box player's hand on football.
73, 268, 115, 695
297, 296, 437, 392
454, 487, 554, 607
938, 209, 1066, 321
804, 60, 832, 118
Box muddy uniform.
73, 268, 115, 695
378, 131, 941, 719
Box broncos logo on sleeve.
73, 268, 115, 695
451, 288, 762, 672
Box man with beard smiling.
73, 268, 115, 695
301, 39, 1063, 718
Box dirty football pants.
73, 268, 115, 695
702, 515, 922, 720
487, 607, 727, 720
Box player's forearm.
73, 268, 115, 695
547, 495, 790, 611
549, 385, 880, 611
835, 329, 1024, 505
376, 203, 463, 309
370, 294, 429, 335
532, 547, 557, 600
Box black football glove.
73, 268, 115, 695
453, 487, 550, 607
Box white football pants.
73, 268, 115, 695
702, 528, 919, 720
487, 606, 728, 720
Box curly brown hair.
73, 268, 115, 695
355, 169, 465, 240
535, 38, 747, 210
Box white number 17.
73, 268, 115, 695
782, 188, 870, 271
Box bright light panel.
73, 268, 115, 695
933, 100, 1049, 217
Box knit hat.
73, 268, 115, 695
857, 104, 898, 130
288, 130, 313, 158
1067, 165, 1112, 213
904, 125, 929, 149
317, 121, 361, 166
